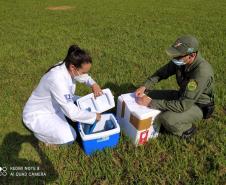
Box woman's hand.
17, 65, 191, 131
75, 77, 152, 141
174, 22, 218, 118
135, 86, 146, 97
96, 113, 101, 121
136, 95, 152, 107
92, 83, 103, 98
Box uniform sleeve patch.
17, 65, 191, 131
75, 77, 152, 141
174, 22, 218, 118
187, 80, 198, 91
64, 94, 73, 102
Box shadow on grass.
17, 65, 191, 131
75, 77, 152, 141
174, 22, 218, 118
102, 82, 178, 101
0, 131, 58, 184
103, 82, 137, 98
102, 82, 137, 114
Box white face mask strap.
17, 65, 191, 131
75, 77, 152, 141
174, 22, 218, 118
75, 69, 81, 76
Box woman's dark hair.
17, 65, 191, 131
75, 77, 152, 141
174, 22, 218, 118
45, 45, 92, 73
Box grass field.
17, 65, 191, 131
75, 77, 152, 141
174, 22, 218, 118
0, 0, 226, 184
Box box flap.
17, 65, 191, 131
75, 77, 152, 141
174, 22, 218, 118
120, 93, 161, 119
77, 88, 115, 113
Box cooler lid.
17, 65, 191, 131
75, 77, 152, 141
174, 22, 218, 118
76, 88, 115, 113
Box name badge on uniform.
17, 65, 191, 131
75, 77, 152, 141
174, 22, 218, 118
64, 94, 73, 102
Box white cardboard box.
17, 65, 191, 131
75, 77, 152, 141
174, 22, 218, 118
116, 93, 161, 146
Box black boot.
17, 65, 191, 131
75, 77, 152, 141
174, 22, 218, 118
181, 125, 197, 139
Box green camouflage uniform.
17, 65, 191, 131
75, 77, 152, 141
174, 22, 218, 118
144, 36, 214, 136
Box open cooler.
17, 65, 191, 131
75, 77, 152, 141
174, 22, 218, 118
76, 88, 120, 155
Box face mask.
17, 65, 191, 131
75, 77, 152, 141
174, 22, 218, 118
172, 58, 186, 66
73, 70, 89, 83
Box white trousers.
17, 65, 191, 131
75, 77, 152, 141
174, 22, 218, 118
23, 111, 77, 144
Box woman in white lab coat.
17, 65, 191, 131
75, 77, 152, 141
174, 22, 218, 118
23, 45, 102, 145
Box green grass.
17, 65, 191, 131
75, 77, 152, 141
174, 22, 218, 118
0, 0, 226, 184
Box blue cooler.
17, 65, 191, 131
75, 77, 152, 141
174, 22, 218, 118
76, 89, 120, 155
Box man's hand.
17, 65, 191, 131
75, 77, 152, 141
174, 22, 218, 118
135, 86, 146, 97
136, 95, 152, 107
96, 113, 101, 121
92, 83, 103, 98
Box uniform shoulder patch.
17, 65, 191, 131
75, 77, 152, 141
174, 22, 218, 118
187, 80, 198, 91
64, 94, 73, 102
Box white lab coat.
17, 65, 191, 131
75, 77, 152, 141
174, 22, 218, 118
23, 62, 97, 144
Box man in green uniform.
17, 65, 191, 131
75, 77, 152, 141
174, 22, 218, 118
135, 35, 214, 138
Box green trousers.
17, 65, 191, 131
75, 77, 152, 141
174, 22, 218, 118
147, 90, 203, 136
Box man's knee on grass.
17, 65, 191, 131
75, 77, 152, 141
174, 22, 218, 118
156, 111, 192, 136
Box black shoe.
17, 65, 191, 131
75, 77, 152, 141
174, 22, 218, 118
181, 125, 196, 139
159, 125, 170, 134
